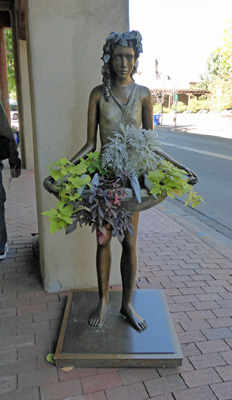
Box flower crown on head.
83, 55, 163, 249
102, 30, 143, 64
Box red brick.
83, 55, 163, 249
164, 288, 182, 296
174, 385, 218, 400
171, 312, 191, 323
0, 359, 37, 376
119, 367, 158, 385
202, 328, 232, 340
17, 320, 50, 335
178, 331, 206, 344
31, 293, 59, 305
47, 300, 66, 312
196, 293, 223, 301
97, 368, 119, 374
192, 301, 220, 311
33, 308, 63, 322
180, 319, 211, 332
0, 387, 40, 400
189, 352, 226, 369
185, 281, 209, 288
40, 380, 82, 400
169, 301, 196, 312
3, 313, 32, 329
210, 381, 232, 400
18, 344, 52, 361
149, 395, 177, 400
181, 368, 222, 388
217, 299, 232, 308
179, 287, 204, 295
203, 286, 226, 294
62, 393, 106, 400
196, 339, 230, 354
157, 358, 194, 376
18, 368, 58, 389
208, 317, 232, 329
225, 337, 232, 348
0, 308, 16, 318
81, 371, 122, 394
220, 351, 232, 364
0, 292, 16, 300
0, 297, 30, 309
220, 292, 232, 300
35, 330, 56, 346
105, 382, 148, 400
17, 303, 47, 316
216, 365, 232, 382
160, 281, 187, 289
186, 310, 215, 320
170, 276, 193, 283
0, 327, 16, 339
58, 367, 98, 381
0, 375, 16, 395
181, 343, 201, 357
0, 333, 34, 351
144, 375, 186, 397
212, 308, 232, 318
0, 348, 17, 364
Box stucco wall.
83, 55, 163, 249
18, 39, 34, 169
26, 0, 129, 291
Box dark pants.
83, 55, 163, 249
0, 164, 7, 252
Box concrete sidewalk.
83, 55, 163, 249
160, 113, 232, 139
1, 168, 232, 400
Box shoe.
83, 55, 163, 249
0, 244, 9, 260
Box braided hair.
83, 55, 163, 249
101, 31, 143, 101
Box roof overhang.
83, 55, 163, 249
0, 1, 12, 11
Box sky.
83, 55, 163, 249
129, 0, 232, 87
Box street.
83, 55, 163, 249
156, 127, 232, 239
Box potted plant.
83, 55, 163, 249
43, 125, 203, 244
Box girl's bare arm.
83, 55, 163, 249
70, 85, 101, 164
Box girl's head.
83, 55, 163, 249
101, 31, 143, 100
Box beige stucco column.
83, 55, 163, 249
17, 39, 34, 169
26, 0, 129, 291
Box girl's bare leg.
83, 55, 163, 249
89, 229, 112, 327
120, 212, 147, 331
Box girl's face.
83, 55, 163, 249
111, 45, 135, 80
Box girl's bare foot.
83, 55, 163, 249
120, 302, 147, 331
89, 298, 108, 327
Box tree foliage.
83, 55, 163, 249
198, 20, 232, 110
4, 28, 16, 99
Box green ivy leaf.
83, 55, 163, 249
42, 208, 58, 218
49, 219, 59, 234
46, 353, 55, 364
48, 169, 63, 181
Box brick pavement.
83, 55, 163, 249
0, 169, 232, 400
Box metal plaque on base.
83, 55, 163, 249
54, 290, 183, 367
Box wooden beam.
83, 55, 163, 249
19, 9, 26, 40
0, 11, 11, 27
0, 1, 12, 12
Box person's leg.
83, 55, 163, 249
0, 166, 7, 255
120, 212, 147, 331
89, 228, 112, 327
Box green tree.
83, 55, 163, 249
4, 28, 16, 99
198, 20, 232, 110
215, 20, 232, 77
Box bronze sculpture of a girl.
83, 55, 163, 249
44, 31, 194, 331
